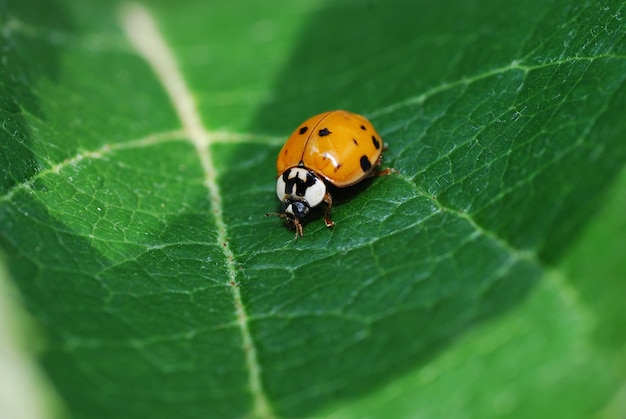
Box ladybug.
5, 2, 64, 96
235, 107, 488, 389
267, 110, 393, 238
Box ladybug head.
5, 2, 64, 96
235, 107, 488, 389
268, 167, 327, 238
283, 199, 309, 220
277, 199, 308, 238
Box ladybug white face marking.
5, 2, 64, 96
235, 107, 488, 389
276, 167, 326, 220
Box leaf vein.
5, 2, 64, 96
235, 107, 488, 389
369, 53, 626, 119
119, 4, 275, 418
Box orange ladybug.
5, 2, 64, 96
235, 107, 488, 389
268, 110, 393, 237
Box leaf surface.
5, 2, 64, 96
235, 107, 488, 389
1, 0, 625, 418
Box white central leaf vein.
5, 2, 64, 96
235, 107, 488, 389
119, 3, 275, 418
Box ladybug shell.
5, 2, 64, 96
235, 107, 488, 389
276, 110, 384, 187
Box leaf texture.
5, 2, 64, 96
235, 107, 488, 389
1, 0, 625, 417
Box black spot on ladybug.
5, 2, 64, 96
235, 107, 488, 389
360, 125, 367, 130
352, 138, 359, 146
283, 148, 288, 155
318, 128, 331, 136
360, 155, 372, 172
372, 135, 380, 150
299, 126, 308, 135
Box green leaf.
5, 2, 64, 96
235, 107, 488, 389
320, 168, 626, 419
320, 165, 626, 419
1, 0, 625, 418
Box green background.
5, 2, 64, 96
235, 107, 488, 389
1, 0, 625, 418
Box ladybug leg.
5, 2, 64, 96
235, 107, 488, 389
375, 167, 396, 176
370, 155, 397, 177
292, 217, 304, 239
323, 192, 335, 228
